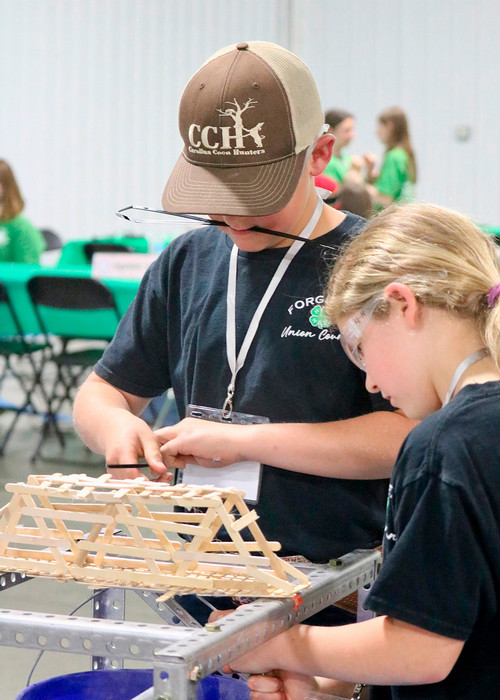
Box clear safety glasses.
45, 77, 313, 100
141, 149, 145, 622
339, 296, 382, 370
115, 124, 332, 245
115, 207, 313, 244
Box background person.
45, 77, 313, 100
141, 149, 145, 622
334, 181, 374, 218
323, 109, 363, 186
364, 106, 417, 210
218, 202, 500, 700
0, 159, 45, 263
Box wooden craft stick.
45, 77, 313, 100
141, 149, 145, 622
22, 494, 70, 577
245, 566, 296, 594
172, 551, 271, 567
204, 540, 281, 552
148, 511, 207, 523
231, 509, 259, 532
93, 519, 116, 568
73, 503, 116, 568
13, 527, 84, 539
51, 503, 131, 513
279, 558, 311, 585
38, 494, 79, 556
0, 556, 66, 576
2, 547, 72, 562
21, 507, 115, 524
114, 503, 162, 577
134, 502, 180, 560
77, 540, 177, 563
115, 514, 213, 538
0, 533, 71, 549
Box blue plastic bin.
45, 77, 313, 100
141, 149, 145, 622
16, 668, 250, 700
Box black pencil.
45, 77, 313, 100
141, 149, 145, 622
106, 464, 149, 469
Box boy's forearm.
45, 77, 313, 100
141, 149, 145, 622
240, 412, 416, 479
73, 381, 129, 454
73, 373, 149, 455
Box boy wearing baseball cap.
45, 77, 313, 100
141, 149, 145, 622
74, 42, 412, 610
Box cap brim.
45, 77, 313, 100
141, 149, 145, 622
162, 150, 308, 216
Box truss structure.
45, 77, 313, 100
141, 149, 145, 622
0, 473, 309, 599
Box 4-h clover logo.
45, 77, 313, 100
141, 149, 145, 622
309, 304, 330, 329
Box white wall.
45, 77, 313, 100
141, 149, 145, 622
0, 0, 290, 242
298, 0, 500, 226
1, 0, 499, 242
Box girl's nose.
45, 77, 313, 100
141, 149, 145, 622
365, 372, 379, 395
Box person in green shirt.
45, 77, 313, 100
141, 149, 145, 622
323, 109, 363, 186
365, 107, 417, 210
0, 159, 45, 263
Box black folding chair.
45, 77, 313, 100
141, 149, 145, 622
83, 242, 134, 263
40, 229, 63, 251
27, 275, 122, 461
0, 282, 49, 456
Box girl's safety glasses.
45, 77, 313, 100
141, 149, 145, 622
339, 296, 382, 370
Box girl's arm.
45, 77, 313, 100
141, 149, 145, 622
156, 411, 417, 479
362, 152, 378, 183
228, 615, 464, 688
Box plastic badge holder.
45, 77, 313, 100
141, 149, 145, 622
180, 404, 270, 504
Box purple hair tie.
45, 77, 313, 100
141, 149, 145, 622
487, 282, 500, 308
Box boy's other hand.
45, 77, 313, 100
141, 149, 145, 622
155, 418, 246, 470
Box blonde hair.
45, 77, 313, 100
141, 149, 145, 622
325, 203, 500, 368
0, 160, 24, 222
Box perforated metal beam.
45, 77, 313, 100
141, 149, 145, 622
0, 549, 381, 700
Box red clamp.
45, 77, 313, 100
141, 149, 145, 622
292, 593, 303, 611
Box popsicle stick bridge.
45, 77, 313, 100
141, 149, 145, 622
0, 473, 309, 598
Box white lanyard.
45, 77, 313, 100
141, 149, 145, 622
223, 195, 324, 415
442, 347, 489, 407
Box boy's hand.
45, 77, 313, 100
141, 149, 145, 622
155, 418, 246, 469
105, 412, 172, 482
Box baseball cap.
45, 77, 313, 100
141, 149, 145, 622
162, 41, 324, 216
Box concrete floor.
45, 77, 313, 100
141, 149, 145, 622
0, 385, 176, 698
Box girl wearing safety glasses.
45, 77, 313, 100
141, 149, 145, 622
219, 202, 500, 699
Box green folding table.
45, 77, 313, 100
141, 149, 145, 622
0, 263, 140, 337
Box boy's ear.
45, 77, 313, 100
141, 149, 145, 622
309, 133, 335, 176
384, 283, 421, 329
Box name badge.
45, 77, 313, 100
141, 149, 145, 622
180, 404, 269, 504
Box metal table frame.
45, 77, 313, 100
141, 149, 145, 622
0, 548, 381, 700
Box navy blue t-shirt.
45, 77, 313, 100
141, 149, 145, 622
95, 215, 391, 561
367, 381, 500, 699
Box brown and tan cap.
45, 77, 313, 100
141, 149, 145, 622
162, 41, 324, 216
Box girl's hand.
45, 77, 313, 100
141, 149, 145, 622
207, 611, 351, 699
247, 670, 317, 700
350, 154, 364, 171
362, 152, 377, 170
